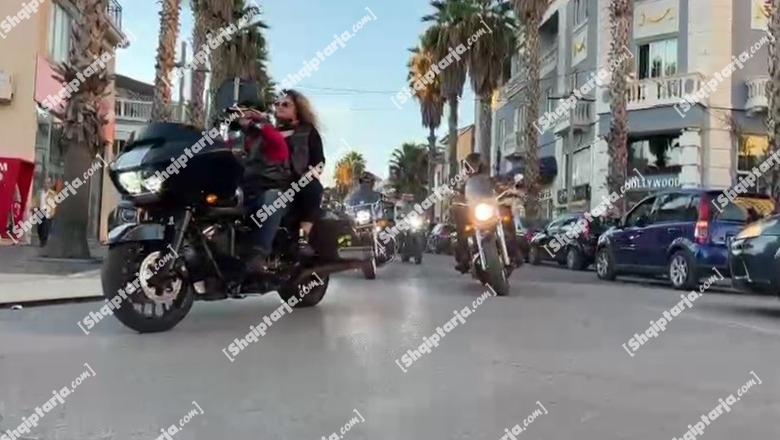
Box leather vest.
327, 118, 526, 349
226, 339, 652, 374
287, 124, 312, 178
241, 134, 291, 195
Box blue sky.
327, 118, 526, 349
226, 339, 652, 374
115, 0, 477, 185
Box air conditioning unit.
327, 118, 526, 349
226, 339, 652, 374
0, 70, 13, 103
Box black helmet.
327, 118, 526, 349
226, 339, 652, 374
358, 172, 376, 184
463, 152, 484, 175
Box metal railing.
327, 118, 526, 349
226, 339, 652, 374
115, 98, 188, 122
107, 0, 122, 29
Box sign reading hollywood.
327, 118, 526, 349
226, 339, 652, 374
625, 174, 680, 190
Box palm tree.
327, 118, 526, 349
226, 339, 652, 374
422, 0, 471, 179
389, 143, 429, 201
334, 151, 367, 199
606, 0, 633, 216
407, 40, 445, 200
515, 0, 546, 220
188, 0, 209, 127
466, 0, 517, 159
41, 0, 111, 258
766, 0, 780, 202
151, 0, 181, 121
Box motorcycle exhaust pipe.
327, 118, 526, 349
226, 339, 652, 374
337, 246, 373, 261
292, 260, 366, 284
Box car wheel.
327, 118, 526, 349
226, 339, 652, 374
566, 247, 585, 271
668, 251, 697, 290
529, 246, 541, 265
595, 247, 617, 281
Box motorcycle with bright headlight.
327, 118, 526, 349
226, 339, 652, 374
345, 201, 396, 279
398, 213, 425, 265
451, 174, 516, 296
100, 105, 372, 333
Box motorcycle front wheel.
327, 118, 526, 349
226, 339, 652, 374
481, 239, 509, 296
101, 242, 194, 333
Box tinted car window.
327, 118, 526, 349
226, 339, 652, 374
625, 197, 656, 227
716, 196, 775, 223
654, 193, 694, 223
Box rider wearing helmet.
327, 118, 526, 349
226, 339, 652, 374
346, 172, 382, 206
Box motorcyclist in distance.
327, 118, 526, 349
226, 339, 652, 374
346, 172, 382, 206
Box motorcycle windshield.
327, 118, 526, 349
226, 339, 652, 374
464, 175, 495, 202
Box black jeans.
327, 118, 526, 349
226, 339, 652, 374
450, 204, 470, 264
37, 217, 51, 247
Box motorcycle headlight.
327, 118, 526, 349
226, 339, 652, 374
117, 171, 144, 194
474, 203, 495, 222
355, 210, 371, 224
143, 174, 164, 193
409, 217, 423, 228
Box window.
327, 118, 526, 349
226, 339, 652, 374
571, 148, 591, 186
638, 38, 677, 79
625, 197, 656, 227
514, 107, 526, 133
48, 3, 73, 63
545, 87, 555, 113
629, 135, 682, 176
653, 193, 695, 223
573, 0, 588, 26
498, 119, 507, 145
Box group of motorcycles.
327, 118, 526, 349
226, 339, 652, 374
99, 81, 516, 333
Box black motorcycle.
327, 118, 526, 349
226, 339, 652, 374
345, 201, 395, 279
101, 122, 372, 333
451, 174, 515, 296
399, 216, 424, 264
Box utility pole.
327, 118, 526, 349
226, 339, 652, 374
547, 89, 596, 213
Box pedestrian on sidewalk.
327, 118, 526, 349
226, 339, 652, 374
32, 177, 57, 247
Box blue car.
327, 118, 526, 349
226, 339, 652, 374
595, 187, 775, 290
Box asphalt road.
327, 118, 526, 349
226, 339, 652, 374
1, 256, 779, 440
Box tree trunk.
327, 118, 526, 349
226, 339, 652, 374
478, 95, 493, 160
40, 141, 94, 259
188, 8, 207, 127
521, 1, 542, 221
766, 0, 780, 202
428, 128, 437, 223
151, 0, 181, 122
447, 97, 459, 180
607, 0, 633, 216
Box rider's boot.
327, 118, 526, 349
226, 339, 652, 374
298, 228, 316, 258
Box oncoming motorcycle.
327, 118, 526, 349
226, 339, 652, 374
451, 174, 516, 296
346, 201, 396, 279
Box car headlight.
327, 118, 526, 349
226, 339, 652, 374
737, 223, 763, 240
117, 171, 144, 194
355, 210, 371, 224
474, 203, 495, 222
409, 217, 423, 228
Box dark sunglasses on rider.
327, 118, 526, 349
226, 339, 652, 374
274, 101, 292, 108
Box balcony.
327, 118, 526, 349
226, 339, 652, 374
745, 76, 769, 116
540, 45, 558, 77
626, 73, 706, 110
115, 98, 188, 123
554, 101, 592, 133
105, 0, 128, 46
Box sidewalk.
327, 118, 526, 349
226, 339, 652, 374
0, 271, 102, 305
0, 242, 106, 276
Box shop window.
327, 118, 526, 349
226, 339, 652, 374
629, 135, 681, 176
737, 135, 770, 193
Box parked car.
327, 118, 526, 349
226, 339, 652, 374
528, 213, 606, 270
730, 214, 780, 295
515, 217, 549, 262
596, 188, 775, 289
427, 223, 455, 254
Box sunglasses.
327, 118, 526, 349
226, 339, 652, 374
274, 101, 292, 108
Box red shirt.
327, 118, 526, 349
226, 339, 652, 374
225, 113, 289, 163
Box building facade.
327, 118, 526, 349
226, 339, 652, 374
0, 0, 127, 244
433, 124, 475, 222
492, 0, 772, 217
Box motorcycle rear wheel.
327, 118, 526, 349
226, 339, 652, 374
101, 242, 194, 333
278, 273, 330, 307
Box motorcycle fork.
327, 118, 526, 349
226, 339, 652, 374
495, 224, 512, 266
474, 229, 486, 270
148, 208, 192, 286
